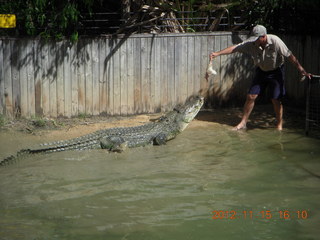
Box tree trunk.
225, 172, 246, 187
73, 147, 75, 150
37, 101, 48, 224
121, 0, 131, 20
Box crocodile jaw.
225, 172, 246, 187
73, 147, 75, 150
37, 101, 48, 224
177, 96, 204, 132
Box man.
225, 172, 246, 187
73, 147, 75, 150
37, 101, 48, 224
210, 25, 311, 131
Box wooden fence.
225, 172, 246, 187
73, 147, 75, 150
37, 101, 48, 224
0, 32, 319, 118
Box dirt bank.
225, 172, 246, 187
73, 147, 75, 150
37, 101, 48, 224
0, 104, 305, 141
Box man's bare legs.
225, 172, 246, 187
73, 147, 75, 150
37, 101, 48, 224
271, 99, 283, 131
234, 95, 283, 131
233, 94, 258, 130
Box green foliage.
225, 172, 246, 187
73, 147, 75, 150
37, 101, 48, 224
32, 117, 46, 127
70, 31, 78, 42
0, 0, 100, 40
238, 0, 320, 33
0, 0, 319, 37
166, 0, 320, 34
78, 112, 88, 119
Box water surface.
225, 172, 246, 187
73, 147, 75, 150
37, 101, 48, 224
0, 121, 319, 240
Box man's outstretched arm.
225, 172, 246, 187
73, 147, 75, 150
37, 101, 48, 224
210, 45, 237, 60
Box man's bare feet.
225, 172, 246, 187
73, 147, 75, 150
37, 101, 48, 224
232, 123, 247, 131
277, 124, 283, 131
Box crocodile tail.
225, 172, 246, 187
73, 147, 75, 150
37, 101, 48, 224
0, 149, 31, 167
0, 138, 101, 167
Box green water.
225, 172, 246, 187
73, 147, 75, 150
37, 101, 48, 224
0, 123, 320, 240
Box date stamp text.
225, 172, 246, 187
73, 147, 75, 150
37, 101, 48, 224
211, 210, 309, 220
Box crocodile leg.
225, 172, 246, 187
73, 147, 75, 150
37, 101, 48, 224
100, 136, 128, 152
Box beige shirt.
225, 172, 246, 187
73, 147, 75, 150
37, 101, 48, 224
234, 34, 292, 71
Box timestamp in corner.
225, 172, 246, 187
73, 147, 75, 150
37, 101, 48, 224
211, 210, 310, 220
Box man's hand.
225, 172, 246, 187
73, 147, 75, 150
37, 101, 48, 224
289, 54, 312, 80
300, 70, 312, 80
299, 66, 312, 81
210, 52, 219, 60
209, 45, 237, 60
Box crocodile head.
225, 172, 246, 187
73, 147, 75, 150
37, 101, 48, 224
174, 96, 204, 132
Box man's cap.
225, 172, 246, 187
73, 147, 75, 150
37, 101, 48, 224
246, 25, 267, 42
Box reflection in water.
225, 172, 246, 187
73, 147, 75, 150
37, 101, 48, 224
0, 124, 320, 240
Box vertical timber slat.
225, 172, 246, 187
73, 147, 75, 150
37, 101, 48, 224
92, 39, 100, 116
126, 38, 135, 115
56, 41, 65, 117
120, 38, 128, 115
0, 39, 3, 115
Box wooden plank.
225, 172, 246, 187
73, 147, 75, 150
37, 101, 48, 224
174, 36, 188, 103
99, 38, 107, 115
48, 41, 57, 117
92, 39, 100, 115
56, 40, 65, 117
133, 37, 142, 113
19, 39, 29, 117
33, 40, 42, 116
63, 41, 71, 117
167, 36, 175, 110
11, 40, 21, 117
174, 36, 181, 103
103, 38, 112, 115
113, 38, 121, 115
149, 36, 156, 112
41, 42, 50, 117
126, 38, 135, 115
106, 38, 114, 116
3, 39, 13, 117
71, 42, 79, 117
153, 36, 161, 112
77, 40, 86, 115
160, 37, 169, 112
181, 36, 189, 102
0, 39, 4, 115
85, 39, 93, 115
187, 36, 195, 97
194, 35, 201, 97
27, 40, 35, 117
140, 37, 151, 112
120, 37, 128, 115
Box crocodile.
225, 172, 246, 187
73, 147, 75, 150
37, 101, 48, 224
1, 96, 204, 166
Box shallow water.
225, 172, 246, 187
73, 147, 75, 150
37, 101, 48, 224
0, 122, 320, 240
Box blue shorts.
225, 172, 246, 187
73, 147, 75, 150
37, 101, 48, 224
248, 65, 285, 100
